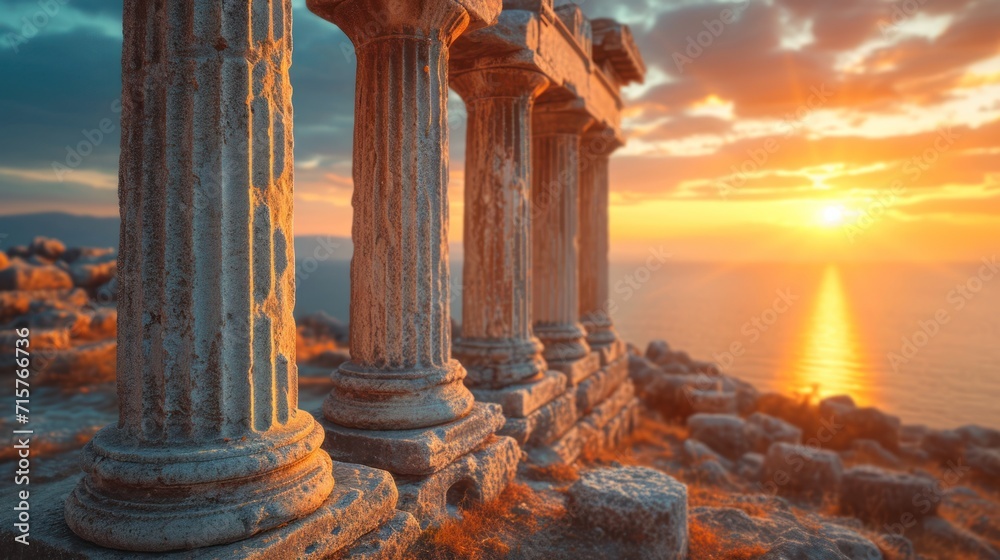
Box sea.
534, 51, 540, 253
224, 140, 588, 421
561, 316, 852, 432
295, 259, 1000, 430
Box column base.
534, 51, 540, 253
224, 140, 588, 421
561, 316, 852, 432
453, 336, 546, 388
7, 461, 419, 559
534, 321, 591, 365
395, 435, 521, 529
324, 359, 475, 431
582, 314, 620, 360
321, 402, 506, 476
65, 414, 335, 552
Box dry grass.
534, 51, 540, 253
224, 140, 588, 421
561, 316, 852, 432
689, 517, 770, 560
686, 485, 772, 518
415, 482, 564, 560
524, 463, 580, 484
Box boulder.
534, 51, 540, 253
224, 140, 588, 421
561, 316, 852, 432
839, 466, 938, 524
689, 459, 739, 490
6, 246, 30, 259
61, 247, 116, 264
0, 262, 74, 291
688, 360, 721, 376
568, 467, 688, 559
819, 396, 901, 451
956, 425, 1000, 449
922, 429, 964, 462
627, 353, 663, 394
297, 311, 349, 345
682, 439, 730, 469
686, 389, 738, 415
850, 439, 902, 469
687, 414, 748, 461
645, 339, 671, 365
966, 447, 1000, 485
736, 452, 764, 482
690, 506, 881, 560
68, 260, 117, 290
311, 349, 351, 369
0, 328, 71, 352
762, 443, 843, 503
745, 412, 802, 454
36, 339, 117, 384
0, 251, 8, 270
29, 236, 66, 260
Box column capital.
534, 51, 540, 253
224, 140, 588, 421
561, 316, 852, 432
582, 124, 625, 158
451, 67, 549, 102
307, 0, 501, 45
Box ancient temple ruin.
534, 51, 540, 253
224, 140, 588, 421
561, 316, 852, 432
46, 0, 646, 556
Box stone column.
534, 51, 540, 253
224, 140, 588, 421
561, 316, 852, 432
307, 0, 500, 432
451, 68, 549, 389
532, 108, 595, 376
579, 128, 623, 355
64, 0, 334, 552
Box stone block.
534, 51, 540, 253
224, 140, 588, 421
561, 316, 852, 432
568, 467, 688, 559
322, 402, 506, 476
0, 463, 407, 559
596, 338, 626, 366
575, 353, 628, 414
395, 435, 520, 529
763, 443, 844, 504
839, 466, 939, 524
500, 390, 577, 445
549, 350, 600, 385
470, 370, 567, 417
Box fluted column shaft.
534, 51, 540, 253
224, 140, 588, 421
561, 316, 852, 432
309, 0, 500, 430
451, 68, 548, 388
579, 129, 622, 350
532, 109, 593, 364
65, 0, 333, 552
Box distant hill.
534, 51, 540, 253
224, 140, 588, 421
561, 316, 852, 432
0, 213, 120, 249
0, 213, 360, 260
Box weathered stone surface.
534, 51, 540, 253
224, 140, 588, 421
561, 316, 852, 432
322, 403, 507, 476
746, 412, 803, 454
686, 389, 738, 415
451, 67, 549, 389
763, 443, 844, 503
687, 413, 748, 461
966, 446, 1000, 484
67, 260, 116, 290
4, 463, 403, 559
0, 251, 8, 270
341, 511, 421, 560
923, 428, 965, 461
395, 435, 520, 529
471, 369, 567, 417
568, 467, 688, 559
645, 339, 671, 365
683, 439, 731, 469
849, 438, 903, 469
839, 466, 938, 525
0, 262, 73, 291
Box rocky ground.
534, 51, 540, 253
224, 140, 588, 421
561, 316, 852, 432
2, 239, 998, 559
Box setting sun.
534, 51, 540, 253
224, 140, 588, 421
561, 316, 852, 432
820, 205, 847, 226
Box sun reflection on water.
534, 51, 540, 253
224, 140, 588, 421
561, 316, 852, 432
786, 265, 871, 405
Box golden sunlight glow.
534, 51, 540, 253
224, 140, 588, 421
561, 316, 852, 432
820, 205, 846, 226
784, 266, 870, 405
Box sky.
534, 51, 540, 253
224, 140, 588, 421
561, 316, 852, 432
1, 0, 998, 263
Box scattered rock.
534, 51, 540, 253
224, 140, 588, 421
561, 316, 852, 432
920, 516, 1000, 559
61, 246, 115, 264
762, 442, 843, 503
627, 353, 662, 394
736, 452, 764, 482
0, 262, 74, 291
685, 389, 737, 415
0, 252, 8, 270
682, 439, 729, 469
312, 349, 351, 369
298, 311, 349, 345
840, 466, 938, 524
644, 339, 671, 365
746, 412, 802, 454
922, 429, 964, 462
691, 506, 881, 560
820, 396, 901, 452
67, 261, 117, 290
29, 236, 66, 260
568, 467, 688, 559
687, 413, 748, 461
851, 439, 903, 469
966, 447, 1000, 486
6, 245, 30, 259
957, 425, 1000, 449
870, 533, 917, 560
